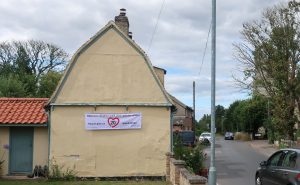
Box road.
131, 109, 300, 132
205, 137, 269, 185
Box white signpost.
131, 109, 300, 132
85, 113, 142, 130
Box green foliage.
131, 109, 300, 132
173, 133, 205, 174
0, 40, 68, 98
279, 142, 288, 149
215, 105, 225, 133
38, 71, 63, 97
196, 105, 225, 135
220, 96, 268, 134
49, 159, 77, 181
234, 0, 300, 139
195, 114, 210, 136
0, 75, 27, 97
223, 101, 241, 132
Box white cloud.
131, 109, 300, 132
0, 0, 289, 119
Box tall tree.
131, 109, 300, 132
215, 105, 225, 133
0, 40, 68, 97
224, 101, 241, 132
233, 1, 300, 139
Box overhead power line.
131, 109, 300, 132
148, 0, 166, 53
199, 21, 212, 76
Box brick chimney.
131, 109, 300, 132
115, 8, 129, 36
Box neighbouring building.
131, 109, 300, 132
46, 9, 173, 177
168, 94, 193, 131
0, 98, 49, 176
152, 67, 194, 132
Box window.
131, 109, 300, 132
268, 151, 285, 167
282, 151, 297, 168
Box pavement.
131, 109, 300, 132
248, 139, 277, 157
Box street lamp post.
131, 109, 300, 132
208, 0, 217, 184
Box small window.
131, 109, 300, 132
268, 151, 285, 167
282, 151, 297, 168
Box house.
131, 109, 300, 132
168, 94, 193, 131
152, 67, 194, 132
46, 9, 173, 177
0, 98, 48, 176
0, 9, 175, 178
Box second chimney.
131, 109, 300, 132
115, 8, 129, 36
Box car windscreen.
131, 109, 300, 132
178, 132, 195, 142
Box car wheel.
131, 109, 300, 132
255, 175, 262, 185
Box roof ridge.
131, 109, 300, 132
47, 20, 173, 106
168, 93, 192, 110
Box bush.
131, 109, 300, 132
49, 158, 77, 180
234, 132, 251, 141
173, 134, 205, 174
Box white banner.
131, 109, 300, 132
85, 113, 142, 130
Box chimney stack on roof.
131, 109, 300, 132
115, 8, 131, 38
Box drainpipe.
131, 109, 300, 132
46, 109, 51, 169
170, 111, 174, 153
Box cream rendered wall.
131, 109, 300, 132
33, 127, 48, 168
50, 106, 170, 177
0, 127, 9, 176
55, 28, 167, 104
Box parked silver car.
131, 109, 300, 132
255, 148, 300, 185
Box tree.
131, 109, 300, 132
224, 101, 241, 132
0, 40, 68, 97
38, 71, 63, 98
0, 75, 26, 97
196, 105, 225, 135
215, 105, 225, 133
233, 1, 300, 139
196, 114, 210, 136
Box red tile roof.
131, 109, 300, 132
0, 98, 48, 125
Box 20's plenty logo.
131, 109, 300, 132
107, 117, 120, 128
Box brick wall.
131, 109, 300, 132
166, 153, 207, 185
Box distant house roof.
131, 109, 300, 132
168, 94, 193, 111
0, 98, 48, 125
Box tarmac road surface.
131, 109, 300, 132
205, 137, 269, 185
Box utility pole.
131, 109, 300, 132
208, 0, 216, 184
221, 116, 224, 134
193, 81, 196, 131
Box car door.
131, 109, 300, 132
277, 150, 298, 185
262, 151, 285, 185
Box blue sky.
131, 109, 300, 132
0, 0, 289, 120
